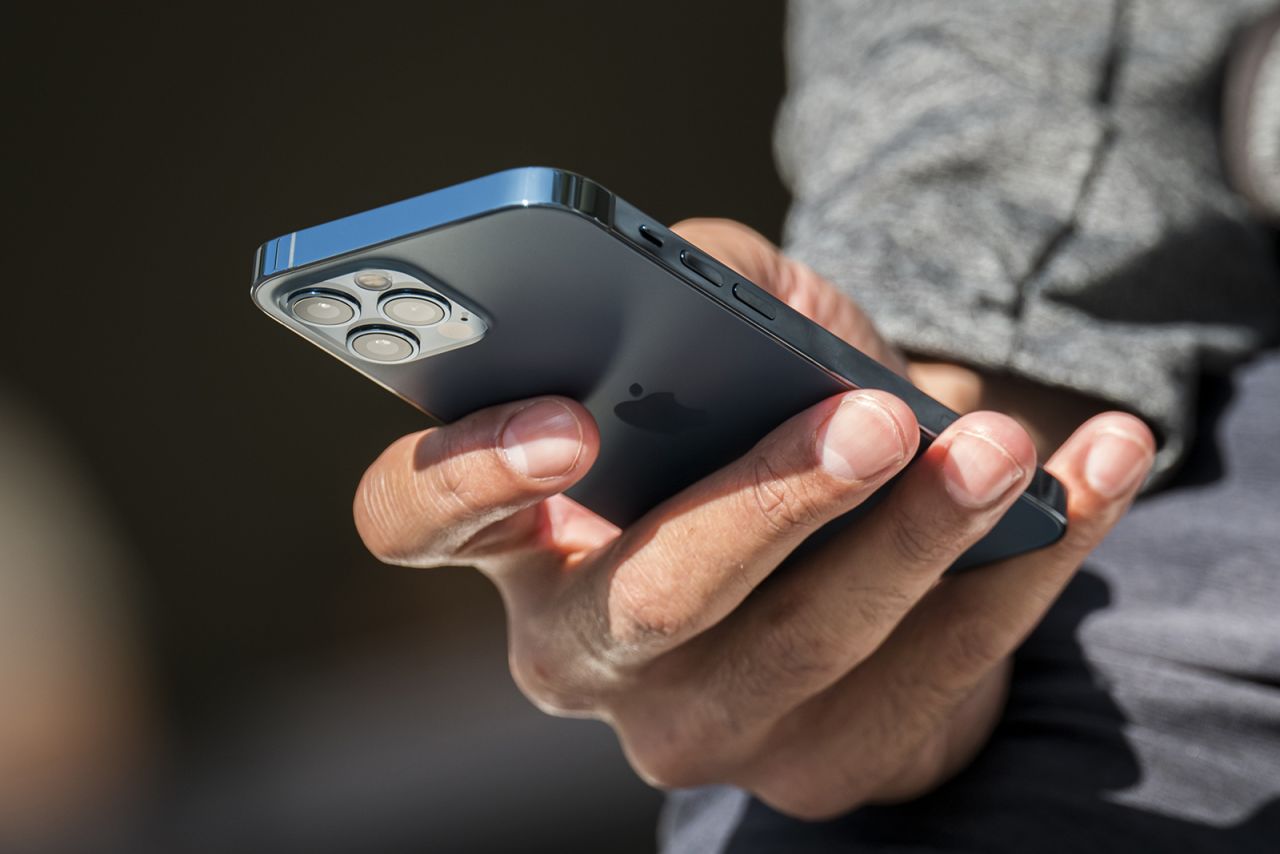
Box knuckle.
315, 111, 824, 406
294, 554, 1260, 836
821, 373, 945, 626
748, 455, 825, 539
424, 428, 497, 519
851, 583, 917, 634
943, 613, 1007, 674
630, 749, 707, 790
622, 711, 740, 790
742, 615, 844, 693
882, 657, 965, 737
752, 771, 861, 822
608, 576, 694, 649
763, 628, 835, 683
739, 718, 880, 819
894, 731, 951, 796
509, 650, 596, 716
885, 502, 956, 568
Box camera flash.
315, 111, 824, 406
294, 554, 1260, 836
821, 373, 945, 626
354, 271, 393, 291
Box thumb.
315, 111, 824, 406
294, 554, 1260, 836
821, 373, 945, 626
354, 396, 600, 568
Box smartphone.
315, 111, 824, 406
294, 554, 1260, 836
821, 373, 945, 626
251, 167, 1066, 570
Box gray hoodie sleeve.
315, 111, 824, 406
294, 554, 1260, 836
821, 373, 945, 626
776, 0, 1280, 478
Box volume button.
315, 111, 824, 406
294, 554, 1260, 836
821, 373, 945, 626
638, 224, 664, 247
732, 281, 778, 320
679, 249, 724, 287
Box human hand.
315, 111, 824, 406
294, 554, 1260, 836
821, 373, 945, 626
353, 220, 1155, 818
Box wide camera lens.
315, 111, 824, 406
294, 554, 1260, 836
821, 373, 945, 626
290, 291, 355, 326
382, 293, 446, 326
350, 328, 416, 362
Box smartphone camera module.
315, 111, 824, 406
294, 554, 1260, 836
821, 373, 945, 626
270, 268, 485, 364
289, 289, 357, 326
381, 292, 447, 326
349, 327, 417, 362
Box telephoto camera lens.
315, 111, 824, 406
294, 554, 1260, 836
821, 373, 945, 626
290, 291, 356, 326
350, 328, 416, 362
382, 293, 447, 326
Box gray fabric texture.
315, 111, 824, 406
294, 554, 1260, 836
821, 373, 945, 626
656, 784, 749, 854
775, 0, 1280, 481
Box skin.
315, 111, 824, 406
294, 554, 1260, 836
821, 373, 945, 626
353, 219, 1156, 819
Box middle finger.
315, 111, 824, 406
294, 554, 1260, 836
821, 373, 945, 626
680, 412, 1035, 723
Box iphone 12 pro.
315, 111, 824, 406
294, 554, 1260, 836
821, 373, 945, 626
251, 167, 1066, 570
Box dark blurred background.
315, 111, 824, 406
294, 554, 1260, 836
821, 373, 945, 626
3, 3, 789, 852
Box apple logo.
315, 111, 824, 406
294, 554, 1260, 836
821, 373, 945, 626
614, 383, 710, 433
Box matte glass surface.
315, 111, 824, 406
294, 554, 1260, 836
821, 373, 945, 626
253, 169, 1066, 570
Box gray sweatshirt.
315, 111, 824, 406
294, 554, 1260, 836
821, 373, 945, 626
775, 0, 1280, 480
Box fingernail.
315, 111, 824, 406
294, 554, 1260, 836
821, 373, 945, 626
942, 431, 1024, 508
819, 394, 906, 482
501, 400, 583, 479
1084, 429, 1152, 498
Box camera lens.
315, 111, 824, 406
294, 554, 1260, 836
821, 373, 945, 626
354, 271, 393, 291
350, 328, 416, 362
290, 291, 356, 326
382, 293, 447, 326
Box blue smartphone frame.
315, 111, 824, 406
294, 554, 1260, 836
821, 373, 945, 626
253, 167, 1067, 570
257, 168, 610, 279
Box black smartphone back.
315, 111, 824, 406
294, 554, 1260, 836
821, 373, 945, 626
252, 168, 1066, 569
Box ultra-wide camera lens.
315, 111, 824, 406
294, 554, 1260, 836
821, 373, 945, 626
290, 291, 355, 326
382, 293, 446, 326
350, 328, 416, 362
